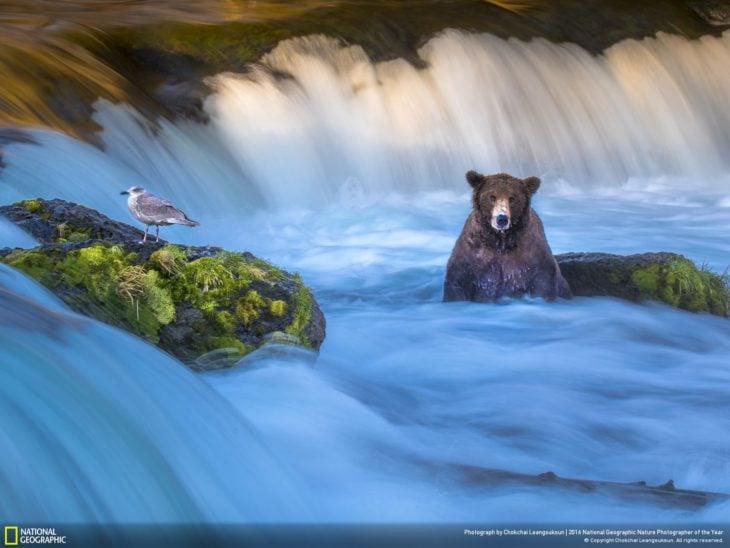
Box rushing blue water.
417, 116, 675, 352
1, 30, 730, 523
0, 265, 305, 523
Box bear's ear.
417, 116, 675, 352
465, 170, 484, 188
522, 176, 541, 195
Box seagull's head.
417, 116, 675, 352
120, 186, 145, 197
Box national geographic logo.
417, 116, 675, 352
3, 527, 18, 546
3, 527, 66, 545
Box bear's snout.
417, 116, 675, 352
490, 197, 511, 231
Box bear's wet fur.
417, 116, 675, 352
443, 171, 571, 302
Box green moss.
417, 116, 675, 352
185, 256, 232, 293
112, 262, 174, 340
217, 251, 279, 284
19, 199, 42, 214
59, 244, 126, 290
54, 223, 90, 243
215, 310, 237, 333
67, 231, 91, 242
143, 270, 175, 325
269, 299, 287, 317
105, 21, 291, 75
204, 336, 251, 356
235, 290, 266, 326
3, 248, 59, 286
120, 297, 162, 342
630, 264, 660, 295
285, 286, 312, 343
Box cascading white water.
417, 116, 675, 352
205, 30, 730, 207
1, 30, 730, 212
1, 29, 730, 525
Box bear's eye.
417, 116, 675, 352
489, 195, 496, 203
509, 196, 515, 203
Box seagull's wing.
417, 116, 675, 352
138, 193, 198, 225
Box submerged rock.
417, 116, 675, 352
556, 252, 729, 317
444, 462, 729, 510
0, 198, 326, 369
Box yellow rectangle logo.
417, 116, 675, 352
3, 526, 18, 546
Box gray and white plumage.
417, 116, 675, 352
120, 186, 199, 243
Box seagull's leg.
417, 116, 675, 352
142, 225, 149, 243
155, 225, 160, 243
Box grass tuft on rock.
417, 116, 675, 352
632, 258, 730, 316
149, 245, 187, 276
661, 259, 729, 316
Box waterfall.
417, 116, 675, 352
2, 30, 729, 214
205, 30, 730, 206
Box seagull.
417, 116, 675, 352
120, 186, 199, 243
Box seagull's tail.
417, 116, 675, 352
170, 218, 199, 227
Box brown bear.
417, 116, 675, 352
443, 171, 571, 302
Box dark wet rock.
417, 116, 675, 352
154, 79, 211, 123
537, 471, 558, 481
263, 331, 303, 346
556, 252, 729, 317
0, 198, 145, 245
0, 198, 326, 369
445, 463, 729, 510
689, 1, 730, 25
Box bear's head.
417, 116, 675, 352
466, 171, 540, 233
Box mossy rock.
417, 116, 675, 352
0, 198, 326, 369
556, 252, 729, 317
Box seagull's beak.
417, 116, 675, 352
120, 191, 129, 195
